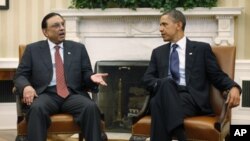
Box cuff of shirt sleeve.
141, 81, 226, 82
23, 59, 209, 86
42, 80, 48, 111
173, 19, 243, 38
231, 83, 242, 94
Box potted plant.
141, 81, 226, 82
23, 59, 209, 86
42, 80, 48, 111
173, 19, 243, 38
70, 0, 218, 11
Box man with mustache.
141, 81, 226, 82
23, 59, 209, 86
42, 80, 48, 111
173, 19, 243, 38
14, 12, 108, 141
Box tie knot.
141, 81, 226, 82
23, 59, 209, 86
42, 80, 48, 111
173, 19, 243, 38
172, 44, 178, 50
55, 46, 60, 51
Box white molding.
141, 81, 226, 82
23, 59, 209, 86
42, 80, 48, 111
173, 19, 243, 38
53, 7, 244, 66
236, 59, 250, 69
0, 103, 17, 129
232, 114, 250, 125
54, 7, 242, 48
0, 58, 18, 68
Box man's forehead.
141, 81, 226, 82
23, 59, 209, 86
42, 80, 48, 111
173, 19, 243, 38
161, 15, 173, 20
160, 15, 175, 23
47, 16, 64, 23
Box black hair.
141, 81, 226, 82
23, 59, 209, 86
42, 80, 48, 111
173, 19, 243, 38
41, 12, 63, 29
161, 9, 186, 31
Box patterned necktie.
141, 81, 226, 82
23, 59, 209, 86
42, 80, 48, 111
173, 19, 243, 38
170, 44, 180, 83
55, 46, 69, 98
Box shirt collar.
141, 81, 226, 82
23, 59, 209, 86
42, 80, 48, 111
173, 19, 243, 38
47, 39, 64, 50
171, 36, 187, 50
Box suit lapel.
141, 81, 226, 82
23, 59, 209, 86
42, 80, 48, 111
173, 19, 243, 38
185, 39, 196, 84
40, 41, 53, 71
165, 43, 171, 76
63, 41, 73, 74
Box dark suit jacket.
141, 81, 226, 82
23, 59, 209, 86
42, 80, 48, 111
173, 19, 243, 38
143, 39, 238, 114
14, 40, 97, 96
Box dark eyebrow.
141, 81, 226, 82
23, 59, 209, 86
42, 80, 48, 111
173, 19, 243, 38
160, 22, 168, 26
50, 22, 65, 27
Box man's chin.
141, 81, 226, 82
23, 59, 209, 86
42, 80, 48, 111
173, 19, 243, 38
54, 39, 65, 44
161, 36, 169, 42
163, 38, 169, 42
59, 38, 65, 42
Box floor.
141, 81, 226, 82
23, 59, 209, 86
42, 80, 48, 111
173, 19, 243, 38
0, 129, 132, 141
0, 130, 15, 141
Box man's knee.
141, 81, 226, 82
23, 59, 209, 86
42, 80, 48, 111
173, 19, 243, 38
85, 101, 99, 112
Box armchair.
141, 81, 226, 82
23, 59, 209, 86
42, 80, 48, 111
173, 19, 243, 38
130, 46, 236, 141
14, 44, 107, 141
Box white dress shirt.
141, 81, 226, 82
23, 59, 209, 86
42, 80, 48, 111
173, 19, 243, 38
169, 36, 187, 86
48, 40, 64, 86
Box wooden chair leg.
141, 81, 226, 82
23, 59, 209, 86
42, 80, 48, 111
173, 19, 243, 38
79, 133, 84, 141
15, 135, 28, 141
101, 132, 108, 141
225, 134, 230, 141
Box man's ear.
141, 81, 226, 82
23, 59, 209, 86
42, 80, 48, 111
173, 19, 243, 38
176, 21, 183, 30
42, 29, 48, 37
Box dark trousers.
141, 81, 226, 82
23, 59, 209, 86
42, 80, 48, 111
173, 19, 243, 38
26, 86, 102, 141
150, 78, 200, 141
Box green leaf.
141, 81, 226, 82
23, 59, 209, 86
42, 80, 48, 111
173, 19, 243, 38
69, 0, 218, 10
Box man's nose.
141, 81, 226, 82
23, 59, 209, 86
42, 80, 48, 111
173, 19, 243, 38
59, 24, 65, 30
159, 27, 163, 32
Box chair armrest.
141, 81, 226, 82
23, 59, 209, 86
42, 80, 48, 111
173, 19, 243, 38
214, 91, 230, 132
13, 87, 30, 116
131, 95, 150, 124
214, 103, 229, 131
12, 87, 25, 117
